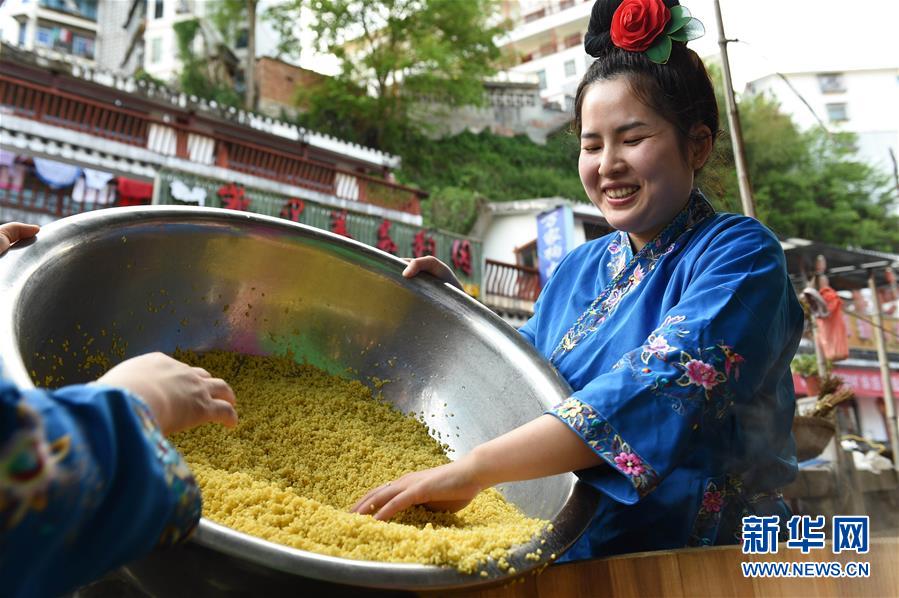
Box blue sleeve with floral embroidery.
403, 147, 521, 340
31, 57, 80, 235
528, 193, 803, 557
0, 380, 201, 598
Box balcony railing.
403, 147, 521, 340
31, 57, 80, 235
0, 181, 109, 218
0, 75, 423, 215
484, 259, 541, 302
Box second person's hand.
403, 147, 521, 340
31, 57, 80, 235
98, 352, 238, 435
402, 256, 464, 290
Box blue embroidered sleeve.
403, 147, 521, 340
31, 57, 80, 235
0, 380, 201, 598
547, 221, 802, 504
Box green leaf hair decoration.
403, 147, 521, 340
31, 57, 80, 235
646, 6, 706, 64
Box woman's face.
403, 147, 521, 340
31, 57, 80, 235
578, 76, 708, 251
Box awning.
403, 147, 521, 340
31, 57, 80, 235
116, 177, 154, 204
793, 367, 899, 399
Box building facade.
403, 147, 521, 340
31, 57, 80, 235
745, 68, 899, 186
0, 43, 484, 295
497, 0, 592, 110
0, 0, 99, 61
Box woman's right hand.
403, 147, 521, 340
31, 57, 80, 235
98, 352, 237, 436
402, 256, 463, 290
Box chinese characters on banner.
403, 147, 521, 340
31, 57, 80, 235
412, 230, 436, 258
280, 198, 305, 222
376, 219, 398, 255
451, 239, 472, 276
536, 205, 574, 286
330, 210, 352, 238
217, 182, 251, 211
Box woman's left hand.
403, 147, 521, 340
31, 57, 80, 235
0, 222, 39, 254
351, 458, 484, 521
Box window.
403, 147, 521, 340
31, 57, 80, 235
150, 36, 163, 63
538, 41, 556, 57
72, 34, 94, 59
559, 0, 575, 9
524, 8, 546, 23
826, 102, 848, 123
817, 72, 846, 94
564, 33, 581, 49
515, 240, 537, 268
537, 69, 547, 90
176, 0, 192, 14
153, 0, 164, 19
564, 59, 576, 78
235, 27, 248, 49
18, 23, 27, 46
36, 26, 53, 47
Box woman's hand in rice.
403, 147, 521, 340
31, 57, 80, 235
351, 458, 484, 521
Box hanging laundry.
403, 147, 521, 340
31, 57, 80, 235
170, 179, 207, 206
116, 177, 154, 206
0, 150, 15, 168
0, 150, 25, 191
33, 158, 82, 189
852, 290, 872, 340
73, 169, 114, 204
815, 286, 849, 361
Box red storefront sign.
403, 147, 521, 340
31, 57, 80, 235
793, 367, 899, 399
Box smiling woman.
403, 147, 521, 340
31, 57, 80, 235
355, 0, 805, 566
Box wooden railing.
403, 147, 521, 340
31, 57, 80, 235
0, 181, 113, 218
484, 259, 541, 302
0, 75, 423, 215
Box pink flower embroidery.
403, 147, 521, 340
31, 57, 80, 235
633, 264, 645, 282
702, 490, 723, 513
645, 334, 672, 357
614, 452, 645, 476
685, 359, 720, 389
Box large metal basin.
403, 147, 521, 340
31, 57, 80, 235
0, 207, 599, 593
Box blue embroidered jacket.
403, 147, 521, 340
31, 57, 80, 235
0, 377, 200, 597
520, 191, 803, 559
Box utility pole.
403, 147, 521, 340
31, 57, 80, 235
868, 270, 899, 470
245, 0, 257, 111
714, 0, 756, 219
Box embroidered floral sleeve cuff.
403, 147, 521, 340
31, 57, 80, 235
547, 397, 660, 504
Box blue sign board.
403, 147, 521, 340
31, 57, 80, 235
536, 205, 574, 286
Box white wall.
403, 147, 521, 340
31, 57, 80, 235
482, 209, 592, 264
510, 43, 590, 108
483, 212, 538, 264
749, 69, 899, 174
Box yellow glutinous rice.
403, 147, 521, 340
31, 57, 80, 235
171, 351, 548, 573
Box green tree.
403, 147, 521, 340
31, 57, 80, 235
699, 70, 899, 250
267, 0, 507, 151
209, 0, 258, 110
173, 18, 242, 107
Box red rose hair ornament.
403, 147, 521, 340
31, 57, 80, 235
610, 0, 705, 64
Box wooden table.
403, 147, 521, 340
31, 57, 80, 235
435, 538, 898, 598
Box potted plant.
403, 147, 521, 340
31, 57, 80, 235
791, 353, 821, 396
